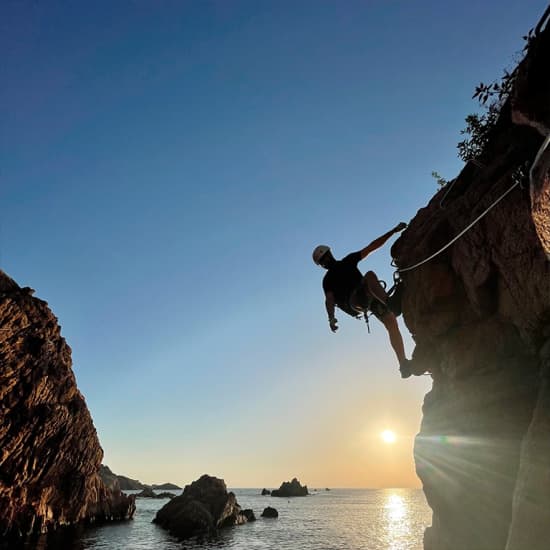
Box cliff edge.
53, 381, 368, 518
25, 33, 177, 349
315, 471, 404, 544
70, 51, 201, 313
392, 8, 550, 550
0, 271, 135, 541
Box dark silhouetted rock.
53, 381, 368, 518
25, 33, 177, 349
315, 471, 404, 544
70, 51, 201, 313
261, 507, 278, 518
99, 465, 180, 492
0, 272, 135, 541
242, 509, 256, 522
153, 474, 249, 540
271, 478, 308, 497
135, 487, 157, 498
135, 487, 176, 499
99, 465, 145, 490
153, 483, 182, 490
390, 11, 550, 550
261, 488, 271, 495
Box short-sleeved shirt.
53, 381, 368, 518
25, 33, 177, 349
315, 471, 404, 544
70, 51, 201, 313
322, 251, 363, 316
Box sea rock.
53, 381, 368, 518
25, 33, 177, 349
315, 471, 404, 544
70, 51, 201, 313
153, 474, 249, 540
99, 465, 146, 490
391, 10, 550, 550
271, 478, 308, 497
0, 272, 135, 541
135, 487, 157, 498
135, 488, 175, 499
261, 488, 271, 495
242, 509, 256, 522
153, 482, 182, 490
261, 507, 278, 518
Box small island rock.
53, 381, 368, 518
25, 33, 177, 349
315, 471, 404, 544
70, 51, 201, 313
271, 477, 308, 497
152, 482, 182, 490
261, 507, 279, 518
261, 488, 271, 495
153, 474, 249, 540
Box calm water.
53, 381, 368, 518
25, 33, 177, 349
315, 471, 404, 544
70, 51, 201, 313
29, 489, 431, 550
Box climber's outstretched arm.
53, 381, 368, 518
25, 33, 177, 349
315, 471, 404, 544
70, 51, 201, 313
359, 222, 407, 260
325, 290, 336, 322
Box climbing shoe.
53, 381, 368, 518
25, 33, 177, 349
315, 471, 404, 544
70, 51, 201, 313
399, 359, 412, 379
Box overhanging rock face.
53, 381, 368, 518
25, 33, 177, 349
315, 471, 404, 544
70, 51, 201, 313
0, 271, 135, 540
392, 10, 550, 550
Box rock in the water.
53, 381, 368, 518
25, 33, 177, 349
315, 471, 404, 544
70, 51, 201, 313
135, 487, 157, 498
135, 487, 175, 499
271, 478, 308, 497
261, 507, 278, 518
0, 272, 135, 541
261, 488, 271, 495
153, 482, 182, 490
99, 465, 147, 490
242, 509, 256, 522
156, 492, 176, 499
153, 474, 248, 540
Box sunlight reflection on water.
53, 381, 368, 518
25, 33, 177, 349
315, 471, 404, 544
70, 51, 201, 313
24, 489, 431, 550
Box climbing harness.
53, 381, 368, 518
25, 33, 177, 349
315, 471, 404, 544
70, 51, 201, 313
360, 274, 403, 333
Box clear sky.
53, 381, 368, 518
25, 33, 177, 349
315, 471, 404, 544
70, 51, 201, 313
2, 0, 547, 488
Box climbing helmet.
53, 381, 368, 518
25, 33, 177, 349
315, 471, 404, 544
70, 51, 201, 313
312, 245, 331, 265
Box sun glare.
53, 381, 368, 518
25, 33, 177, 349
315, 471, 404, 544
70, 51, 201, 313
381, 430, 397, 444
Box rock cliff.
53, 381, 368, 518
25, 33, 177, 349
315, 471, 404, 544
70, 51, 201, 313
392, 8, 550, 550
0, 271, 135, 541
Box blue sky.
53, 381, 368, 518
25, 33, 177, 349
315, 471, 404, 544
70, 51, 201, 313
2, 0, 547, 487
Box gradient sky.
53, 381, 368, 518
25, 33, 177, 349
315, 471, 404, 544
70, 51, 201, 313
2, 0, 547, 488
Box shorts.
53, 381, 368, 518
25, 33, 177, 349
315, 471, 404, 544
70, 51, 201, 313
349, 286, 390, 321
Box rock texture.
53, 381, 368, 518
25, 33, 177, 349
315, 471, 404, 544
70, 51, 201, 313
153, 474, 249, 540
271, 477, 308, 497
392, 10, 550, 550
0, 271, 135, 540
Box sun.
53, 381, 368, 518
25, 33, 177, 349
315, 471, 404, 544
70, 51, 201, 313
381, 430, 397, 444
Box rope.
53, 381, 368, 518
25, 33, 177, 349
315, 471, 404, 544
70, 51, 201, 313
396, 178, 521, 274
529, 133, 550, 189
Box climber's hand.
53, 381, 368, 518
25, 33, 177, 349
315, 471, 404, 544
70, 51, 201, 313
329, 317, 339, 333
394, 222, 407, 232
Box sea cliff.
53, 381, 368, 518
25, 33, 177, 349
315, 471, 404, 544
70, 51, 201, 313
393, 9, 550, 550
0, 272, 134, 541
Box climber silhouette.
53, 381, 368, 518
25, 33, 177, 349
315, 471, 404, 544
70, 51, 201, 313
312, 223, 412, 378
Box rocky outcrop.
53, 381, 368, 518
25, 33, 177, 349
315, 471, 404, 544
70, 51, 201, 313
0, 271, 135, 540
134, 487, 175, 499
392, 9, 550, 550
99, 465, 181, 492
99, 465, 146, 490
261, 488, 271, 495
261, 506, 278, 518
271, 478, 308, 497
153, 482, 182, 490
153, 474, 249, 540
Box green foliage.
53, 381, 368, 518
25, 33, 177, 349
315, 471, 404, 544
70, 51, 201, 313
457, 30, 534, 163
431, 171, 449, 187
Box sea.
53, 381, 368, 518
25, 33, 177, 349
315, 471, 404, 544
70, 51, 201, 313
25, 488, 431, 550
